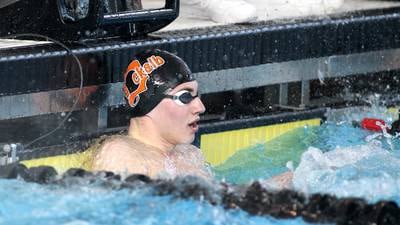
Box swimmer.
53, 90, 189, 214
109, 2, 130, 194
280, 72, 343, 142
262, 115, 400, 189
354, 117, 400, 135
261, 115, 400, 189
92, 49, 294, 188
92, 49, 212, 180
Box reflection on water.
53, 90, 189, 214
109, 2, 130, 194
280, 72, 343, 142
213, 126, 318, 184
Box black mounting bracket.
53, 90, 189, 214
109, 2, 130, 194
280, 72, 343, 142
0, 0, 179, 41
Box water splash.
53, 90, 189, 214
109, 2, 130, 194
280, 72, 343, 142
293, 144, 400, 204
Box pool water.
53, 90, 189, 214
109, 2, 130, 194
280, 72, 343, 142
213, 121, 399, 184
0, 179, 314, 225
1, 107, 400, 225
214, 107, 400, 206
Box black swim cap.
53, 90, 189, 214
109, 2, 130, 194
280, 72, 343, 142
123, 49, 194, 117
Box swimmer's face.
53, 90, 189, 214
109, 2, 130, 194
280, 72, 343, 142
148, 80, 205, 145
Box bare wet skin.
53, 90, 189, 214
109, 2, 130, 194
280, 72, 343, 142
91, 135, 213, 181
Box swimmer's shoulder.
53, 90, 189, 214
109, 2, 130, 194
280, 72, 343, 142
98, 135, 144, 154
174, 144, 203, 159
92, 135, 148, 174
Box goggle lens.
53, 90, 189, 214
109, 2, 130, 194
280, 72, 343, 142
165, 90, 198, 105
178, 92, 196, 104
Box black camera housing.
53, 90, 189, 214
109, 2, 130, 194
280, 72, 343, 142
0, 0, 179, 41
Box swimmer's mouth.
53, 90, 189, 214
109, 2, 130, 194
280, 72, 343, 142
189, 119, 200, 131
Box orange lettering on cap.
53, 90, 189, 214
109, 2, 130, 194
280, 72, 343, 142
123, 60, 148, 107
152, 55, 165, 66
122, 55, 165, 108
143, 62, 153, 74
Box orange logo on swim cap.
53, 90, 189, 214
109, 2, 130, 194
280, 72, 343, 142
123, 55, 165, 108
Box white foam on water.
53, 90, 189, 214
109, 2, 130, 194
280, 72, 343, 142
293, 143, 400, 203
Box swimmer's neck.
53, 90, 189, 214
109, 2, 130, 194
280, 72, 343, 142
128, 117, 175, 153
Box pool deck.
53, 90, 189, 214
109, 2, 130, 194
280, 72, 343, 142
159, 0, 400, 31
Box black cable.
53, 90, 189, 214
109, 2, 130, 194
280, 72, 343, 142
2, 33, 84, 149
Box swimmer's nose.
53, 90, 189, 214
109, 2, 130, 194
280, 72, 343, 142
192, 97, 206, 114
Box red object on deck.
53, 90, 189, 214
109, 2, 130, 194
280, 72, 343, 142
360, 118, 387, 132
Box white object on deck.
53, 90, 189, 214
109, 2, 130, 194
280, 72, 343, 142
180, 0, 257, 24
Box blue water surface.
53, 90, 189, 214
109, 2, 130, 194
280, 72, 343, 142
213, 110, 400, 205
0, 179, 314, 225
2, 107, 400, 225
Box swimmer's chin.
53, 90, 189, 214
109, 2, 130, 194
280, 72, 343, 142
187, 135, 196, 144
178, 133, 196, 145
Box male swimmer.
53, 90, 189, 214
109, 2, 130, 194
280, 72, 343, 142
92, 49, 292, 188
92, 49, 212, 180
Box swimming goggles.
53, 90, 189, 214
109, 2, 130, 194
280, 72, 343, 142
164, 90, 199, 106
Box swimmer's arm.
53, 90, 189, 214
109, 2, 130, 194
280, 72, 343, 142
92, 140, 149, 177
